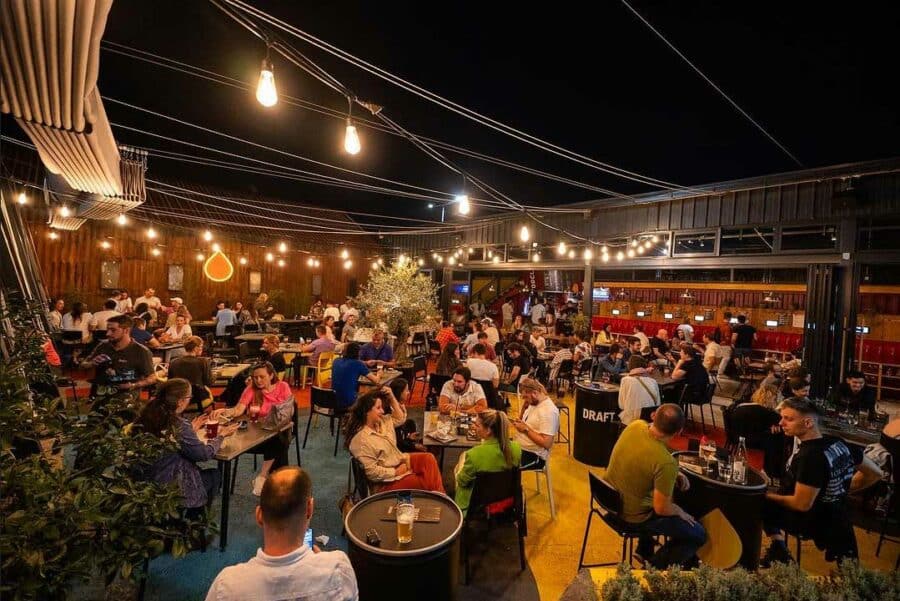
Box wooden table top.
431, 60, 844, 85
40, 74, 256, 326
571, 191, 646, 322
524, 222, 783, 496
204, 419, 293, 462
358, 368, 402, 387
422, 411, 482, 449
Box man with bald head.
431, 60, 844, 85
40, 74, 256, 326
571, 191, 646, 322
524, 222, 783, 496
206, 467, 358, 601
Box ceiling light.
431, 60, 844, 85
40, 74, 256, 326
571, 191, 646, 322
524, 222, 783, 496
372, 261, 379, 270
196, 252, 204, 261
417, 258, 424, 266
100, 240, 111, 249
557, 241, 566, 255
203, 230, 213, 242
427, 203, 434, 209
637, 246, 645, 254
627, 249, 635, 258
532, 253, 540, 262
377, 257, 384, 265
344, 120, 361, 155
432, 253, 439, 259
116, 212, 127, 226
487, 250, 493, 258
568, 249, 576, 259
277, 259, 285, 267
519, 225, 530, 242
601, 245, 608, 253
631, 239, 638, 248
437, 256, 443, 263
279, 242, 287, 253
17, 192, 27, 205
456, 194, 470, 215
307, 257, 314, 267
467, 247, 474, 254
651, 235, 659, 243
256, 56, 278, 107
212, 243, 221, 252
266, 252, 274, 262
314, 259, 320, 267
343, 259, 353, 270
584, 248, 593, 260
151, 247, 161, 256
398, 254, 407, 264
239, 257, 248, 265
448, 256, 456, 265
492, 255, 500, 264
644, 240, 652, 249
48, 231, 58, 240
601, 253, 609, 263
616, 251, 624, 261
340, 249, 349, 260
146, 226, 157, 239
59, 205, 70, 218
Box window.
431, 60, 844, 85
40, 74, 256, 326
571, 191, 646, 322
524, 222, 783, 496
673, 232, 717, 255
720, 227, 774, 255
780, 225, 837, 251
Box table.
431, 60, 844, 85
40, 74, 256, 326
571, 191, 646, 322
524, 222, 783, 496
279, 342, 308, 354
155, 343, 184, 363
344, 489, 463, 601
422, 410, 481, 469
359, 368, 402, 388
573, 381, 622, 467
211, 419, 293, 550
211, 363, 253, 386
235, 333, 268, 342
673, 451, 767, 570
821, 418, 881, 447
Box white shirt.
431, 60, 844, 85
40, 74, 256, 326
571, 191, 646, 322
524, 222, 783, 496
135, 295, 161, 310
703, 341, 723, 369
502, 302, 514, 321
515, 397, 560, 460
61, 312, 93, 342
484, 326, 500, 347
676, 323, 694, 343
439, 380, 486, 412
164, 324, 193, 339
205, 545, 358, 601
618, 374, 660, 424
48, 310, 63, 331
530, 303, 546, 325
341, 307, 359, 321
466, 357, 499, 383
90, 309, 121, 331
324, 306, 341, 322
469, 302, 485, 317
633, 331, 650, 352
339, 303, 350, 316
530, 335, 546, 352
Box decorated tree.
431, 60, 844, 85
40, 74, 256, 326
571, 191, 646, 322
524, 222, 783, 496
355, 261, 440, 361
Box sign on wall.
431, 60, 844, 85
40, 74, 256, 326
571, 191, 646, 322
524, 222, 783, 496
168, 264, 184, 291
249, 270, 262, 294
100, 261, 120, 290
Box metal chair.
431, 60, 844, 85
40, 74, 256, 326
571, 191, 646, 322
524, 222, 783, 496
681, 382, 717, 434
303, 386, 347, 457
523, 454, 557, 519
426, 374, 452, 411
578, 473, 643, 569
554, 359, 574, 396
462, 468, 526, 583
410, 355, 428, 398
555, 401, 571, 455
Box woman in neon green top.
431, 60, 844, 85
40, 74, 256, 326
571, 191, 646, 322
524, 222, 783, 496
455, 410, 522, 515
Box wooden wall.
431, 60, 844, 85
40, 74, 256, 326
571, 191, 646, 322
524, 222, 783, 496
28, 217, 372, 317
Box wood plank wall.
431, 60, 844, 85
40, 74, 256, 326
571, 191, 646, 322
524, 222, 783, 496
28, 217, 372, 316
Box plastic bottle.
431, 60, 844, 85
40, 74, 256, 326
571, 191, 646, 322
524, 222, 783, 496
733, 436, 748, 484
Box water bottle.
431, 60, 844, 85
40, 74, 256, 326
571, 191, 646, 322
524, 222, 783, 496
732, 436, 748, 484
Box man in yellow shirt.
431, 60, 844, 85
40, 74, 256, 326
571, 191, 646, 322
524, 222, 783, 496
605, 404, 706, 568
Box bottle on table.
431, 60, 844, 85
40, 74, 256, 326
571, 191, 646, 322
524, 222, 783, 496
732, 436, 748, 484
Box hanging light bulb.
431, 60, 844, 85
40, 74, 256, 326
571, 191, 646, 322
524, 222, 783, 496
631, 239, 638, 248
568, 249, 576, 259
48, 231, 59, 240
584, 248, 593, 260
557, 241, 567, 255
151, 247, 161, 256
203, 230, 213, 242
17, 192, 27, 205
100, 240, 111, 249
432, 253, 439, 260
279, 241, 288, 253
448, 256, 456, 265
59, 204, 70, 218
601, 253, 610, 263
146, 226, 157, 239
644, 240, 652, 249
196, 252, 205, 261
377, 257, 384, 265
627, 249, 635, 258
487, 250, 493, 259
418, 258, 424, 266
239, 257, 248, 265
616, 251, 625, 261
212, 243, 221, 252
427, 203, 434, 209
456, 194, 470, 215
116, 211, 127, 226
343, 259, 353, 270
266, 252, 274, 262
344, 119, 361, 154
467, 247, 474, 254
314, 259, 320, 267
651, 235, 659, 243
256, 53, 278, 107
532, 252, 540, 262
340, 249, 349, 260
492, 255, 500, 264
519, 225, 530, 242
306, 257, 314, 267
637, 245, 645, 255
372, 261, 379, 270
277, 259, 285, 267
601, 244, 608, 253
437, 256, 443, 263
398, 254, 407, 264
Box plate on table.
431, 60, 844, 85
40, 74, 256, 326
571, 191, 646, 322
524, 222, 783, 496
426, 432, 458, 444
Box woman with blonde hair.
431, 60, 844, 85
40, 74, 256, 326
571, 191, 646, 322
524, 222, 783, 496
455, 409, 522, 515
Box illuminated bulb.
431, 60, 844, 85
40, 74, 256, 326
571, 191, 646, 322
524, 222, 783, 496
196, 252, 205, 261
584, 248, 593, 260
651, 235, 659, 243
278, 259, 285, 267
467, 247, 473, 254
418, 258, 424, 266
59, 205, 71, 218
306, 257, 314, 267
631, 239, 638, 248
557, 241, 566, 255
492, 255, 500, 264
427, 203, 434, 209
203, 230, 213, 242
151, 247, 161, 257
48, 231, 59, 240
340, 249, 349, 260
627, 249, 635, 258
448, 256, 456, 265
239, 257, 248, 265
146, 226, 157, 239
432, 253, 439, 259
456, 194, 470, 215
532, 253, 540, 262
372, 261, 379, 270
399, 254, 407, 264
644, 240, 652, 249
256, 58, 278, 107
17, 192, 26, 205
343, 259, 353, 270
532, 242, 538, 248
344, 120, 361, 155
266, 252, 274, 262
279, 242, 287, 253
568, 249, 576, 259
637, 245, 645, 255
116, 212, 127, 226
211, 243, 221, 253
601, 245, 608, 253
487, 250, 493, 258
616, 251, 625, 261
101, 241, 111, 249
313, 259, 320, 268
601, 253, 610, 263
377, 257, 384, 265
519, 225, 530, 242
437, 256, 443, 263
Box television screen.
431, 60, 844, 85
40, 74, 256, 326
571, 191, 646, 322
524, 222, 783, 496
766, 320, 778, 327
694, 315, 705, 322
664, 313, 673, 319
636, 311, 645, 317
593, 287, 610, 301
611, 309, 621, 315
452, 284, 470, 295
856, 325, 870, 334
729, 317, 739, 324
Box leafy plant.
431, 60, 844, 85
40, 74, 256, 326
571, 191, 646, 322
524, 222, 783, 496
355, 262, 440, 361
0, 294, 212, 600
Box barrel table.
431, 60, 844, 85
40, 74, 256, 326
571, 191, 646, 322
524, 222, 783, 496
573, 381, 622, 467
345, 489, 463, 601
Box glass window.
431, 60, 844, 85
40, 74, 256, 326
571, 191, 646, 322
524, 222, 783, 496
780, 225, 837, 251
720, 227, 774, 255
673, 232, 717, 255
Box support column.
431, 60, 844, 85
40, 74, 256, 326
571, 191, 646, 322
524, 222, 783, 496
583, 262, 594, 323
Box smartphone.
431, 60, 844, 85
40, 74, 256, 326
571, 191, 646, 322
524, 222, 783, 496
304, 528, 313, 548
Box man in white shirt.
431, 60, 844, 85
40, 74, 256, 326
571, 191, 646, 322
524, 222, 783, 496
341, 299, 359, 322
165, 297, 191, 328
618, 355, 661, 425
632, 325, 651, 354
529, 298, 547, 325
117, 290, 133, 314
206, 467, 358, 601
512, 377, 560, 469
439, 367, 488, 415
699, 332, 723, 372
323, 302, 341, 322
469, 300, 486, 319
481, 318, 500, 347
465, 343, 500, 388
135, 288, 162, 312
501, 299, 514, 330
90, 299, 122, 331
530, 331, 546, 353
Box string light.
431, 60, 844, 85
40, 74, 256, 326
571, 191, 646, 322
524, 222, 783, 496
307, 257, 314, 266
212, 243, 221, 252
398, 254, 407, 264
100, 240, 111, 249
601, 245, 608, 253
456, 194, 470, 215
277, 259, 285, 267
116, 211, 127, 226
519, 225, 530, 242
644, 240, 652, 249
48, 231, 59, 240
427, 203, 434, 209
432, 253, 439, 259
279, 241, 288, 253
377, 257, 384, 265
487, 250, 493, 259
601, 253, 610, 262
17, 192, 27, 205
314, 259, 321, 267
631, 239, 638, 248
343, 259, 353, 270
532, 252, 540, 262
467, 247, 474, 254
448, 256, 456, 265
196, 252, 205, 261
344, 119, 361, 155
568, 249, 576, 259
584, 248, 593, 260
239, 257, 248, 265
266, 252, 274, 262
340, 249, 349, 260
417, 258, 424, 266
437, 256, 443, 263
557, 241, 566, 255
203, 229, 213, 241
371, 261, 379, 270
59, 205, 71, 218
651, 235, 659, 243
151, 247, 161, 256
256, 50, 278, 107
492, 255, 500, 264
146, 225, 157, 239
637, 245, 645, 255
627, 249, 635, 258
616, 251, 625, 261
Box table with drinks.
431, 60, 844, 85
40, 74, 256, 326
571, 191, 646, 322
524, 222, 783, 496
422, 410, 482, 470
359, 367, 403, 388
673, 438, 768, 570
211, 362, 254, 386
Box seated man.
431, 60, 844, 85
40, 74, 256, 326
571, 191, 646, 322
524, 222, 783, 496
620, 337, 643, 364
167, 336, 212, 410
829, 369, 876, 417
205, 466, 358, 601
130, 316, 160, 349
761, 397, 882, 565
475, 331, 497, 361
301, 325, 336, 366
499, 342, 531, 392
434, 321, 460, 350
599, 343, 628, 377
359, 329, 396, 369
648, 329, 673, 367
439, 367, 487, 415
618, 355, 661, 425
511, 377, 560, 470
547, 340, 574, 386
332, 343, 378, 408
605, 404, 706, 568
465, 343, 500, 389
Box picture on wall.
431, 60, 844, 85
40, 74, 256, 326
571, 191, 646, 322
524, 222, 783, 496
100, 261, 120, 290
168, 264, 184, 291
312, 274, 322, 296
249, 270, 262, 294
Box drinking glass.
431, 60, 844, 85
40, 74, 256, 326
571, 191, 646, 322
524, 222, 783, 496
249, 404, 261, 423
396, 503, 415, 544
719, 458, 733, 482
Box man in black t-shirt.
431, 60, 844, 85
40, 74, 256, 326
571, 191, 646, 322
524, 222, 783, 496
761, 398, 882, 565
830, 370, 876, 416
83, 314, 155, 400
648, 329, 673, 367
500, 343, 532, 392
731, 315, 757, 367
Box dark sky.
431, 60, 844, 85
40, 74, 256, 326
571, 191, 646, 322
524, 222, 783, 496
12, 1, 900, 223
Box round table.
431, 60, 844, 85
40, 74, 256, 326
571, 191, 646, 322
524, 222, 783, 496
673, 451, 767, 570
345, 489, 463, 601
573, 381, 622, 467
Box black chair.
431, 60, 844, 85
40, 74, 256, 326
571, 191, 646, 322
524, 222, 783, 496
237, 342, 255, 363
554, 359, 575, 396
578, 473, 643, 569
303, 387, 347, 457
876, 433, 900, 569
680, 382, 717, 434
426, 374, 452, 411
462, 468, 526, 584
474, 378, 501, 411
348, 456, 371, 502
555, 400, 571, 455
410, 331, 428, 356
410, 355, 428, 398
723, 402, 784, 476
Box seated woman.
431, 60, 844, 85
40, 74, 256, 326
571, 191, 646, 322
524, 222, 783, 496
211, 362, 294, 496
139, 378, 238, 517
454, 409, 522, 516
259, 334, 287, 374
435, 342, 462, 376
387, 377, 425, 452
595, 323, 614, 346
323, 315, 337, 342
346, 387, 445, 493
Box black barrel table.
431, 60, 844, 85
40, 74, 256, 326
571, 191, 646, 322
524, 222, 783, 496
573, 381, 622, 467
673, 451, 767, 570
345, 489, 463, 600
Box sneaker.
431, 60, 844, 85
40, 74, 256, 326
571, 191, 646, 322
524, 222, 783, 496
760, 542, 793, 567
252, 475, 266, 497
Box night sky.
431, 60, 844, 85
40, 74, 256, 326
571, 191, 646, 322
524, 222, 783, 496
7, 1, 900, 223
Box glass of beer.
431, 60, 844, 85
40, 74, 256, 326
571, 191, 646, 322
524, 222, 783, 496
205, 419, 219, 438
248, 403, 261, 423
396, 502, 415, 544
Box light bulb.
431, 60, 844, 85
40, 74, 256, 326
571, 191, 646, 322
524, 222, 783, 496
437, 256, 443, 263
492, 255, 500, 264
279, 242, 287, 253
456, 194, 470, 215
196, 252, 205, 261
584, 248, 593, 260
212, 243, 221, 252
372, 261, 379, 270
344, 120, 361, 154
48, 231, 59, 240
644, 240, 652, 249
616, 251, 625, 261
601, 245, 608, 253
627, 249, 635, 258
377, 257, 384, 265
239, 257, 248, 265
256, 59, 278, 107
532, 242, 538, 248
601, 253, 610, 263
398, 254, 406, 264
203, 230, 213, 241
314, 259, 320, 267
427, 203, 434, 209
467, 247, 473, 254
532, 253, 540, 262
651, 235, 659, 243
557, 241, 566, 255
306, 257, 314, 267
568, 249, 576, 259
151, 247, 161, 256
487, 250, 493, 258
519, 225, 530, 242
631, 239, 638, 248
343, 259, 353, 270
278, 259, 285, 267
637, 245, 645, 254
432, 253, 438, 259
59, 205, 70, 218
340, 249, 349, 260
266, 252, 274, 262
17, 192, 26, 205
100, 240, 111, 249
448, 256, 456, 265
418, 258, 424, 266
146, 226, 157, 239
116, 212, 127, 226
